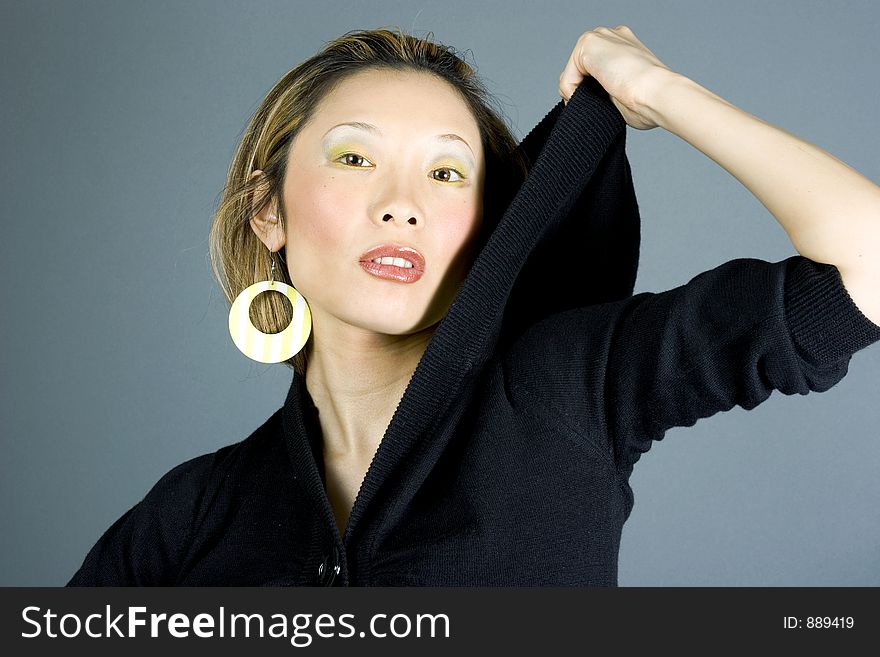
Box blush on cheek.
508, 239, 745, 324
439, 205, 482, 251
298, 190, 355, 249
427, 205, 482, 282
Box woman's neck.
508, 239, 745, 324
304, 319, 434, 460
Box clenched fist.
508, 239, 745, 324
559, 25, 674, 130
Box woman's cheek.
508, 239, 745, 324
298, 183, 356, 249
438, 200, 482, 252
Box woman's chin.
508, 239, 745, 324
309, 289, 454, 338
353, 315, 440, 338
333, 295, 448, 335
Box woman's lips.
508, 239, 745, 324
358, 245, 425, 284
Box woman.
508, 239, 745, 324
68, 26, 880, 586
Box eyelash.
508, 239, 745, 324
334, 152, 466, 183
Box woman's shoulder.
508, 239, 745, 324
144, 407, 286, 505
491, 303, 613, 418
67, 407, 287, 586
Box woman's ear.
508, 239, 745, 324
248, 170, 286, 252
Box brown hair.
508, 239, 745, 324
208, 26, 529, 375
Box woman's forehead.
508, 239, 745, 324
311, 69, 481, 143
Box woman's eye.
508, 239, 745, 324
431, 167, 464, 183
336, 153, 372, 167
335, 153, 462, 183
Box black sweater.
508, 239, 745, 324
67, 80, 880, 586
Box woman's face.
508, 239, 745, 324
269, 68, 486, 338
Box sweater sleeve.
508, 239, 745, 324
502, 255, 880, 480
603, 255, 880, 475
66, 454, 213, 586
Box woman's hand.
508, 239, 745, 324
558, 25, 674, 130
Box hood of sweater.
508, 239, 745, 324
282, 77, 640, 583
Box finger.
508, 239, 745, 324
558, 51, 579, 103
558, 34, 592, 103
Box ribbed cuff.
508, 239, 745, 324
784, 255, 880, 366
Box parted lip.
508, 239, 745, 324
359, 244, 426, 272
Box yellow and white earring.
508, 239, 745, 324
228, 252, 312, 363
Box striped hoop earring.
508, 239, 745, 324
228, 251, 312, 364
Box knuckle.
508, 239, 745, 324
581, 28, 604, 44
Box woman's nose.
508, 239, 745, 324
372, 173, 423, 227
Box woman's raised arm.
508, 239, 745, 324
558, 25, 880, 325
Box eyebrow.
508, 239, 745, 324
322, 121, 476, 158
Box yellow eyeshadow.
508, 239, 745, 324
328, 143, 360, 160
327, 144, 469, 177
438, 160, 469, 176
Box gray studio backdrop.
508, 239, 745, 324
2, 0, 878, 586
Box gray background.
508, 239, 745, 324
2, 0, 878, 586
